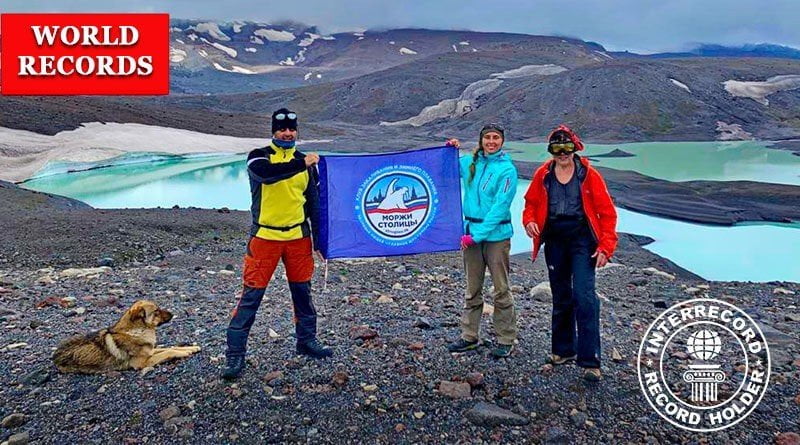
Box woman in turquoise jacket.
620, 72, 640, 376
446, 123, 519, 358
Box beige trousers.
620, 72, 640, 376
460, 239, 518, 345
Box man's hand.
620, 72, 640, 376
304, 153, 320, 167
524, 222, 540, 238
592, 250, 608, 268
445, 138, 461, 149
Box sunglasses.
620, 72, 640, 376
274, 112, 297, 120
548, 142, 576, 154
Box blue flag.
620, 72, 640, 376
318, 146, 462, 259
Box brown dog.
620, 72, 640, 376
53, 300, 200, 373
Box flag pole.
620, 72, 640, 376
323, 259, 329, 294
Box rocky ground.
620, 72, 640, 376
0, 186, 799, 445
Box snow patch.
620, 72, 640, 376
212, 62, 256, 75
353, 32, 365, 37
250, 35, 265, 45
459, 41, 469, 46
723, 75, 800, 105
382, 79, 502, 127
245, 47, 257, 53
298, 32, 334, 47
254, 28, 295, 42
399, 47, 418, 55
201, 38, 237, 58
357, 36, 365, 41
389, 41, 395, 45
279, 57, 295, 66
175, 38, 185, 44
198, 49, 208, 58
170, 48, 187, 63
232, 22, 245, 33
316, 73, 322, 79
0, 123, 268, 183
170, 27, 182, 32
382, 64, 568, 127
669, 78, 691, 93
491, 64, 567, 79
187, 33, 198, 41
593, 50, 613, 59
289, 48, 308, 65
304, 72, 313, 81
192, 22, 231, 41
716, 121, 753, 140
452, 44, 457, 52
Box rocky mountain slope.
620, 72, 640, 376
2, 20, 800, 178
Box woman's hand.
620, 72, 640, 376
445, 138, 461, 149
524, 222, 540, 238
460, 234, 476, 250
592, 250, 608, 268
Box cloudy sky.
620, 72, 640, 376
3, 0, 799, 53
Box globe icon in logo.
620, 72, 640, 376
686, 329, 722, 361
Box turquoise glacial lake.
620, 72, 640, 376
506, 140, 800, 185
21, 142, 800, 283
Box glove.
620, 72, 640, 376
460, 234, 476, 248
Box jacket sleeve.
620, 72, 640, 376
247, 150, 307, 184
303, 165, 321, 251
522, 171, 540, 227
469, 168, 518, 243
590, 171, 618, 258
458, 154, 471, 180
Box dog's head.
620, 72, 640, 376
126, 300, 173, 328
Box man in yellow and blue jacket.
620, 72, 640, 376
223, 108, 332, 379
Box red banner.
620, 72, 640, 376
1, 13, 169, 95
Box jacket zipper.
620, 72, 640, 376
475, 161, 488, 206
482, 173, 494, 192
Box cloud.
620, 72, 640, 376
3, 0, 799, 53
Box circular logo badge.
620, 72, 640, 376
355, 166, 437, 246
637, 298, 770, 432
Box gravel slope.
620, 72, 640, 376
0, 182, 798, 445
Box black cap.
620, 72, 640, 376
480, 123, 505, 140
271, 108, 298, 134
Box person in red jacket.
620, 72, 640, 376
522, 125, 617, 381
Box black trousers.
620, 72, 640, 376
543, 218, 601, 368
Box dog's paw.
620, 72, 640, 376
187, 345, 201, 354
139, 366, 155, 377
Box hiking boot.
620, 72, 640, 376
221, 355, 246, 380
447, 338, 479, 353
583, 368, 602, 381
549, 354, 577, 365
491, 343, 514, 358
297, 339, 333, 359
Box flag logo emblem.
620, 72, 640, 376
356, 166, 437, 244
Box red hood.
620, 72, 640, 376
548, 124, 585, 151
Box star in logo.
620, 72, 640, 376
646, 359, 654, 367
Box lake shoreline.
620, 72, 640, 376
513, 161, 800, 226
2, 179, 702, 281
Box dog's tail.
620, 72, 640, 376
52, 333, 107, 374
